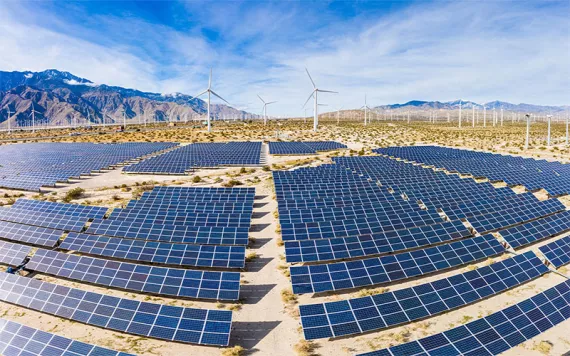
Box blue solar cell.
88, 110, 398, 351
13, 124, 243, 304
0, 208, 88, 232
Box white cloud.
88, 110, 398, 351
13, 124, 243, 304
0, 1, 567, 117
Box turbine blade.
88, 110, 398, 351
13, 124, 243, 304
193, 90, 208, 99
317, 89, 338, 94
210, 90, 230, 104
266, 101, 277, 105
305, 68, 316, 89
208, 68, 212, 89
302, 91, 315, 108
257, 94, 265, 104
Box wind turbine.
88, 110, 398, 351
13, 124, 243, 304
336, 106, 343, 124
257, 95, 276, 125
2, 105, 12, 134
29, 102, 41, 133
193, 69, 230, 133
547, 114, 552, 146
360, 95, 371, 126
303, 68, 337, 132
458, 100, 462, 128
525, 113, 531, 150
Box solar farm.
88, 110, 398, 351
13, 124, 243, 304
0, 132, 569, 356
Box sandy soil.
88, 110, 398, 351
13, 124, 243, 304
0, 122, 569, 356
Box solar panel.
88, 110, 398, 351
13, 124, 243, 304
299, 251, 548, 340
60, 232, 246, 268
86, 220, 249, 245
467, 198, 565, 234
0, 220, 62, 247
0, 318, 133, 356
539, 235, 570, 268
284, 220, 471, 263
290, 235, 506, 294
12, 199, 109, 219
0, 241, 31, 266
0, 208, 88, 232
0, 273, 232, 346
27, 249, 241, 300
358, 279, 570, 356
500, 210, 570, 249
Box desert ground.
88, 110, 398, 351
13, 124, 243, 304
0, 119, 569, 356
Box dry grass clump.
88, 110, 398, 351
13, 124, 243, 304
294, 340, 318, 356
62, 187, 85, 202
222, 345, 246, 356
281, 288, 297, 305
532, 340, 553, 355
354, 287, 389, 297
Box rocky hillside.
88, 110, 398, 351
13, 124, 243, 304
0, 69, 255, 129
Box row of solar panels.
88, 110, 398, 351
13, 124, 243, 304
376, 146, 570, 196
123, 142, 263, 174
0, 142, 178, 191
268, 141, 347, 155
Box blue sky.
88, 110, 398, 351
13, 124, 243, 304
0, 0, 568, 116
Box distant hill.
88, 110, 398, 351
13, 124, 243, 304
375, 100, 569, 113
0, 69, 254, 128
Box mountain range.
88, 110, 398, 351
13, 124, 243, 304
0, 69, 567, 129
375, 100, 569, 113
0, 69, 254, 129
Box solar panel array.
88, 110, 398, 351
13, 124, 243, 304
0, 319, 133, 356
284, 220, 471, 263
299, 252, 548, 340
0, 142, 177, 191
26, 249, 241, 300
123, 142, 262, 174
0, 186, 257, 348
0, 273, 232, 346
499, 210, 570, 249
359, 279, 570, 356
0, 207, 89, 232
289, 235, 505, 294
60, 232, 246, 268
12, 199, 108, 219
0, 219, 62, 247
376, 145, 570, 196
539, 235, 570, 268
268, 141, 347, 155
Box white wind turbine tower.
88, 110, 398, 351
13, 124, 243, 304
360, 95, 371, 126
458, 100, 462, 128
336, 106, 343, 124
257, 95, 277, 125
525, 113, 531, 150
547, 115, 552, 146
3, 105, 12, 134
193, 69, 230, 133
303, 68, 337, 132
29, 102, 41, 133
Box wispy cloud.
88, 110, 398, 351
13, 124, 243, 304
0, 0, 567, 116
